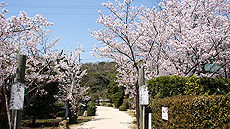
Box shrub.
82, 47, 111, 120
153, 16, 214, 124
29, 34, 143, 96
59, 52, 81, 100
108, 103, 113, 107
78, 110, 84, 116
186, 95, 230, 128
147, 75, 187, 98
113, 96, 123, 108
87, 101, 96, 116
147, 75, 230, 98
148, 95, 230, 128
119, 105, 127, 111
101, 102, 106, 106
53, 102, 65, 117
184, 77, 230, 95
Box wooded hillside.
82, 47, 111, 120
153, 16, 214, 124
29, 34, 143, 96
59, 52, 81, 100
80, 62, 125, 107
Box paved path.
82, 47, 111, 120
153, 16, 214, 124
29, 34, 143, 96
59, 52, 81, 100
76, 106, 134, 129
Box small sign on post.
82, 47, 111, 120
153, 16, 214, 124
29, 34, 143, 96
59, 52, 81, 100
9, 82, 26, 110
162, 107, 168, 121
139, 85, 149, 105
139, 85, 149, 129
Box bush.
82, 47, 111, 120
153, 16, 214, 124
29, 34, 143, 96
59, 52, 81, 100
123, 97, 133, 109
113, 96, 123, 108
148, 95, 230, 128
147, 75, 187, 98
184, 77, 230, 95
186, 95, 230, 128
87, 101, 96, 116
53, 102, 65, 117
78, 110, 84, 116
147, 75, 230, 98
108, 103, 113, 107
119, 105, 127, 111
101, 102, 106, 106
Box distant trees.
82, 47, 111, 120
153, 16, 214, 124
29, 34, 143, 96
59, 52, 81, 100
80, 62, 118, 103
80, 62, 127, 108
106, 72, 125, 108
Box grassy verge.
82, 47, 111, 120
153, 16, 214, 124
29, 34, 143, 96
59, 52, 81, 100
21, 116, 94, 129
21, 119, 61, 129
126, 109, 137, 129
68, 116, 94, 128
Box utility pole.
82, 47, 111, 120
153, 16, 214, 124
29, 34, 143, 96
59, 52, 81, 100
11, 55, 26, 129
138, 67, 144, 129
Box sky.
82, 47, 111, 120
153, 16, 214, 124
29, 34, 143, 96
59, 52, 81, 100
4, 0, 157, 63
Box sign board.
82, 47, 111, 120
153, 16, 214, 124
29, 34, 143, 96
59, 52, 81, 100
9, 82, 25, 110
162, 107, 168, 120
139, 85, 149, 105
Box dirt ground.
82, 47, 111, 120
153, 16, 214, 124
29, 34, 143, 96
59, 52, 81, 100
70, 106, 135, 129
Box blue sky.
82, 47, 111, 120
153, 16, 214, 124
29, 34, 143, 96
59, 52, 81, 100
4, 0, 157, 63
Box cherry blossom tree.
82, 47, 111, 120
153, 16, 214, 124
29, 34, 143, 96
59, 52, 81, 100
90, 0, 229, 128
89, 0, 148, 127
0, 2, 64, 127
57, 45, 88, 123
91, 0, 230, 90
0, 2, 58, 90
0, 2, 87, 127
157, 0, 230, 78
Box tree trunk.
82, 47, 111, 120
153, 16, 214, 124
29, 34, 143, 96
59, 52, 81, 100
69, 115, 78, 124
32, 118, 36, 126
68, 104, 78, 124
4, 92, 11, 129
0, 89, 9, 129
136, 81, 140, 129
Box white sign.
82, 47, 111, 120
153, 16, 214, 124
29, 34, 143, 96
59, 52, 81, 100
9, 82, 25, 110
139, 85, 149, 105
162, 107, 168, 120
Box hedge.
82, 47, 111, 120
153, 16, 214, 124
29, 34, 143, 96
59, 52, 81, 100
147, 75, 187, 98
147, 75, 230, 98
148, 95, 230, 128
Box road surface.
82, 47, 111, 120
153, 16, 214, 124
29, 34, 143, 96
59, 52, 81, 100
75, 106, 134, 129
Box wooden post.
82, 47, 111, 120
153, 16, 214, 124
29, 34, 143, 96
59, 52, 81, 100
11, 55, 26, 129
16, 55, 26, 83
138, 67, 144, 129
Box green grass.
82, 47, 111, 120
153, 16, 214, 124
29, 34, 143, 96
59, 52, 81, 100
21, 116, 94, 129
21, 119, 62, 129
69, 116, 95, 128
125, 109, 137, 129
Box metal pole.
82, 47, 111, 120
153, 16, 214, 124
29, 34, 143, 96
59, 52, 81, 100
13, 110, 17, 129
148, 113, 152, 129
143, 106, 145, 129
